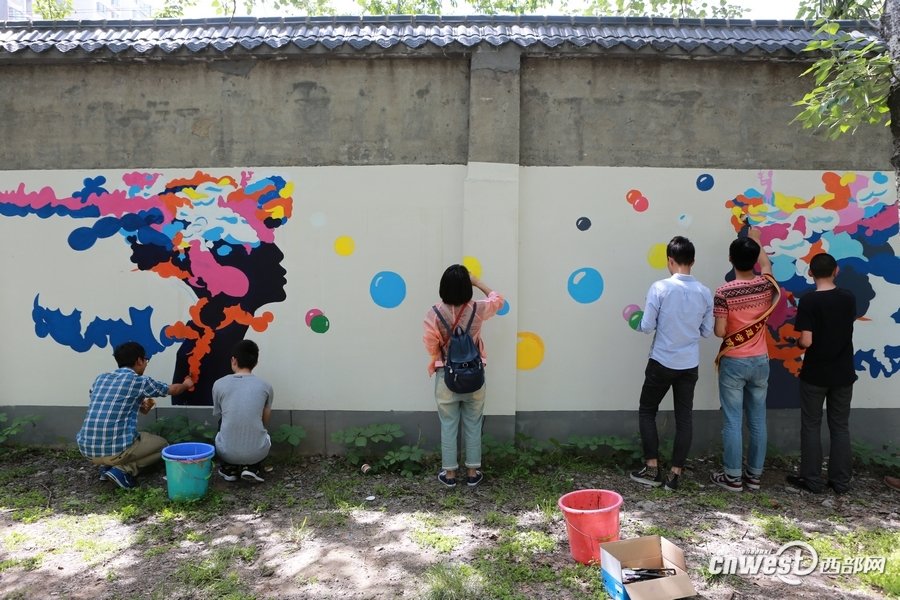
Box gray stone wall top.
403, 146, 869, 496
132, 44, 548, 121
0, 16, 880, 63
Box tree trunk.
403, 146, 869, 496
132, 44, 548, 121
882, 0, 900, 180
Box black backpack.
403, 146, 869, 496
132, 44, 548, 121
433, 303, 485, 394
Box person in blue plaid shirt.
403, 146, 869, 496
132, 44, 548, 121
76, 341, 194, 489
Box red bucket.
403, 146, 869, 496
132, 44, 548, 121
557, 489, 623, 564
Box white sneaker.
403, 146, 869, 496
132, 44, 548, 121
241, 469, 265, 483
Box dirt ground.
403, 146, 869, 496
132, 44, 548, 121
0, 448, 897, 600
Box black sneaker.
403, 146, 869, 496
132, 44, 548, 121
467, 471, 484, 488
785, 474, 824, 494
826, 480, 850, 495
241, 467, 265, 483
437, 470, 457, 488
630, 465, 663, 487
663, 473, 680, 492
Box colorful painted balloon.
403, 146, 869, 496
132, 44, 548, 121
462, 255, 483, 279
628, 310, 644, 331
310, 314, 330, 334
647, 243, 668, 269
567, 267, 604, 304
370, 271, 406, 309
305, 308, 323, 327
696, 173, 714, 191
516, 331, 545, 370
622, 304, 641, 320
334, 235, 355, 256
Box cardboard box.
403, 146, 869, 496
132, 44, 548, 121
599, 535, 697, 600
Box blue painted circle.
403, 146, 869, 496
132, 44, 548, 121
370, 271, 406, 308
874, 171, 888, 184
696, 174, 715, 191
498, 300, 510, 316
567, 268, 604, 304
576, 217, 592, 231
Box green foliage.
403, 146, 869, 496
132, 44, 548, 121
583, 0, 745, 18
146, 415, 216, 444
154, 0, 199, 17
330, 423, 404, 465
794, 20, 892, 139
796, 0, 882, 20
379, 444, 428, 477
33, 0, 74, 19
565, 434, 643, 467
0, 413, 40, 447
852, 441, 900, 470
271, 423, 307, 454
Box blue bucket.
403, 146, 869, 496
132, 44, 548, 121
161, 442, 215, 502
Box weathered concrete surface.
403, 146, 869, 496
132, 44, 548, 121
0, 58, 470, 169
520, 57, 892, 168
6, 405, 896, 454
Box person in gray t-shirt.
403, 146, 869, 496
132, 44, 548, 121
213, 340, 274, 483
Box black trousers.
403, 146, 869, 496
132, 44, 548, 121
799, 380, 853, 489
638, 358, 699, 469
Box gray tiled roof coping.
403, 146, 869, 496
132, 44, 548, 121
0, 16, 881, 61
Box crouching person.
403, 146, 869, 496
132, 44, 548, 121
76, 341, 194, 490
213, 340, 274, 483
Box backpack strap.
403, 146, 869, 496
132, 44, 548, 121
462, 302, 478, 334
432, 304, 469, 362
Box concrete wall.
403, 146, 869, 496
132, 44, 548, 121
1, 43, 898, 453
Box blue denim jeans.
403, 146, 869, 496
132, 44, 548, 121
435, 369, 485, 471
718, 355, 769, 478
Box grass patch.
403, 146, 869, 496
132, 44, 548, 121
3, 531, 28, 550
411, 529, 460, 554
641, 524, 695, 541
753, 513, 804, 544
695, 492, 729, 510
0, 555, 42, 572
424, 563, 484, 600
482, 511, 516, 528
809, 528, 900, 596
170, 546, 256, 599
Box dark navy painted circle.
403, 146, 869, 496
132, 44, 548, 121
696, 174, 715, 191
576, 217, 592, 231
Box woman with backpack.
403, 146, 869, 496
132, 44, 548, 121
423, 264, 504, 488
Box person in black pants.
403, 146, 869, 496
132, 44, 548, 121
786, 253, 857, 495
629, 237, 714, 491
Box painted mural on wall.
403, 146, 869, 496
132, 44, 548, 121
1, 166, 897, 413
725, 170, 900, 407
0, 171, 293, 405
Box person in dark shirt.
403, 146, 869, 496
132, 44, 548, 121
786, 253, 857, 495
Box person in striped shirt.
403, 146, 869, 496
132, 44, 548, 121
76, 341, 194, 490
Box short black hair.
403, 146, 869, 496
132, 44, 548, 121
439, 264, 473, 306
667, 236, 695, 266
113, 341, 146, 368
232, 339, 260, 370
809, 252, 838, 279
729, 238, 761, 272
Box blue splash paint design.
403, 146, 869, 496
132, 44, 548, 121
73, 176, 109, 204
498, 300, 510, 316
31, 295, 175, 356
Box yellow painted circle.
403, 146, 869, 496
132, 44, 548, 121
647, 243, 667, 269
334, 236, 355, 256
462, 255, 483, 279
516, 331, 545, 370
